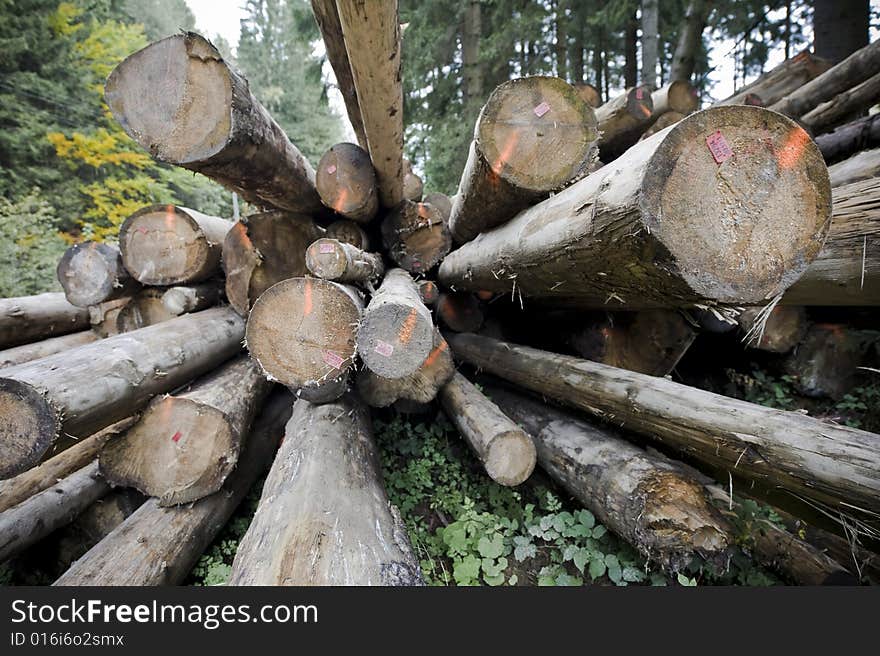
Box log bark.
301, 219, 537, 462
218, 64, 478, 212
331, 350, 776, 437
0, 418, 134, 513
54, 390, 294, 586
309, 1, 368, 148
335, 0, 404, 208
325, 219, 369, 250
356, 269, 433, 379
0, 461, 109, 562
815, 113, 880, 163
56, 241, 139, 307
439, 106, 832, 309
0, 307, 244, 478
246, 277, 363, 397
639, 111, 686, 140
356, 328, 454, 407
381, 200, 451, 274
594, 86, 654, 160
315, 142, 378, 222
828, 147, 880, 187
88, 298, 130, 337
770, 40, 880, 119
222, 211, 323, 316
105, 33, 322, 213
439, 373, 536, 486
575, 83, 602, 108
447, 333, 880, 516
651, 81, 700, 116
716, 50, 832, 107
305, 238, 384, 285
739, 305, 808, 353
0, 293, 89, 349
448, 77, 598, 244
782, 177, 880, 305
0, 330, 100, 369
100, 356, 272, 506
229, 395, 423, 585
160, 282, 222, 315
784, 324, 866, 399
488, 386, 732, 570
119, 205, 233, 285
436, 292, 484, 333
801, 71, 880, 134
422, 192, 452, 223
417, 280, 440, 305
641, 0, 659, 89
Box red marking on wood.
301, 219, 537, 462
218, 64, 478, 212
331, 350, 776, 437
303, 279, 313, 316
375, 340, 394, 357
533, 101, 551, 117
398, 308, 419, 345
777, 128, 810, 170
323, 350, 345, 369
706, 131, 734, 164
422, 339, 448, 368
171, 431, 182, 443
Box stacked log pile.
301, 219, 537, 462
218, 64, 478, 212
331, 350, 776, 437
1, 18, 879, 587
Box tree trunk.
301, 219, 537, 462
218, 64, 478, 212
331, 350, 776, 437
436, 292, 484, 333
438, 372, 536, 486
0, 293, 89, 349
305, 238, 384, 285
229, 395, 423, 585
381, 200, 451, 274
446, 333, 880, 516
815, 113, 880, 162
639, 111, 686, 140
105, 33, 322, 213
715, 50, 832, 107
335, 0, 404, 208
575, 83, 602, 108
624, 9, 637, 88
813, 0, 870, 64
651, 81, 700, 115
801, 71, 880, 134
326, 219, 370, 250
309, 0, 368, 148
827, 147, 880, 187
54, 390, 294, 586
784, 324, 867, 399
0, 307, 244, 479
423, 192, 452, 224
488, 386, 732, 570
770, 40, 880, 119
56, 242, 139, 308
554, 0, 567, 80
594, 86, 655, 160
100, 357, 271, 506
356, 328, 454, 407
439, 107, 832, 309
119, 205, 233, 286
417, 280, 440, 306
222, 211, 323, 316
0, 417, 134, 514
315, 142, 378, 222
447, 77, 599, 244
160, 282, 222, 316
641, 0, 659, 89
738, 306, 808, 353
782, 177, 880, 305
0, 330, 100, 370
356, 269, 433, 379
571, 20, 584, 84
669, 0, 711, 82
246, 277, 363, 397
0, 461, 109, 563
462, 0, 484, 109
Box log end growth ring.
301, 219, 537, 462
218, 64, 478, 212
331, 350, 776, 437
357, 304, 434, 380
641, 106, 832, 305
0, 378, 59, 479
485, 430, 537, 487
305, 239, 349, 280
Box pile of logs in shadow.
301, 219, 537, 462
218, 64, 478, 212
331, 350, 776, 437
1, 4, 879, 587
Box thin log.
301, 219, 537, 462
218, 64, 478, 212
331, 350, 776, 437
0, 293, 89, 349
801, 71, 880, 134
0, 330, 100, 369
305, 238, 384, 284
448, 76, 598, 244
56, 242, 138, 307
639, 111, 686, 140
315, 142, 378, 222
423, 192, 452, 223
326, 219, 369, 250
161, 282, 222, 315
439, 106, 832, 309
716, 50, 832, 107
105, 33, 322, 213
828, 147, 880, 187
436, 292, 484, 333
100, 356, 272, 506
595, 85, 654, 160
381, 200, 451, 274
0, 307, 244, 478
651, 81, 699, 116
228, 395, 423, 585
815, 113, 880, 162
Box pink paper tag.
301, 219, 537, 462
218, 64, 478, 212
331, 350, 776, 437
375, 340, 394, 357
635, 88, 644, 100
171, 431, 182, 443
533, 101, 551, 117
706, 131, 734, 164
319, 242, 336, 253
323, 350, 345, 369
326, 164, 337, 174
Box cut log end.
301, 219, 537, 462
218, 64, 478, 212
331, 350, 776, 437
485, 430, 537, 486
381, 200, 451, 273
57, 242, 130, 308
305, 238, 351, 280
315, 143, 378, 222
0, 378, 59, 479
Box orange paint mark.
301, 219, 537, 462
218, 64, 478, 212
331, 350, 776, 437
491, 130, 521, 178
165, 204, 177, 231
777, 128, 810, 170
422, 339, 448, 368
398, 308, 419, 345
440, 297, 457, 320
303, 279, 313, 316
637, 102, 652, 118
334, 187, 350, 213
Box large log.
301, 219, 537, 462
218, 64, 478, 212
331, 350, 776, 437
716, 50, 832, 107
305, 238, 384, 285
448, 76, 598, 244
0, 462, 109, 563
438, 372, 536, 486
119, 205, 233, 285
100, 357, 271, 506
335, 1, 404, 208
222, 211, 323, 316
0, 307, 244, 478
246, 278, 363, 397
827, 147, 880, 187
54, 390, 293, 586
801, 71, 880, 134
381, 200, 451, 274
356, 268, 433, 379
228, 395, 423, 585
315, 142, 378, 222
770, 40, 880, 119
595, 86, 654, 160
651, 81, 699, 116
447, 333, 880, 516
439, 106, 832, 309
105, 33, 322, 213
815, 113, 880, 162
309, 1, 368, 148
782, 177, 880, 305
0, 293, 89, 349
56, 242, 138, 307
488, 386, 732, 570
0, 330, 100, 369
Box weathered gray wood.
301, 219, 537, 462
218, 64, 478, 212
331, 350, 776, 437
0, 293, 89, 349
716, 50, 832, 107
828, 148, 880, 187
229, 395, 423, 585
0, 330, 100, 369
815, 113, 880, 162
801, 71, 880, 134
56, 242, 138, 307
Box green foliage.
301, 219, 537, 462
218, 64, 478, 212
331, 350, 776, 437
736, 368, 799, 410
834, 382, 880, 430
